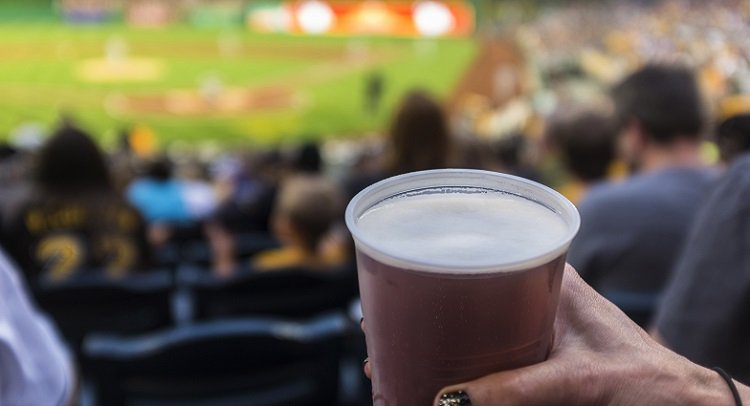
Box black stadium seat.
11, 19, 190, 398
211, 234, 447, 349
32, 270, 174, 353
83, 313, 350, 406
177, 264, 358, 320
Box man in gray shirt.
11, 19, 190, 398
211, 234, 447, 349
568, 64, 716, 326
654, 153, 750, 382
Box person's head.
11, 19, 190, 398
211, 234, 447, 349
611, 64, 705, 168
493, 132, 529, 171
272, 175, 344, 252
292, 141, 322, 174
0, 143, 17, 161
546, 109, 617, 183
34, 126, 112, 194
386, 90, 451, 175
144, 156, 173, 181
715, 113, 750, 165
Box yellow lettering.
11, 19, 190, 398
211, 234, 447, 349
25, 211, 46, 233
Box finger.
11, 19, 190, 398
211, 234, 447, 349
360, 317, 365, 333
363, 357, 372, 379
434, 359, 590, 406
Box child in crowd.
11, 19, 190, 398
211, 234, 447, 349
252, 174, 347, 271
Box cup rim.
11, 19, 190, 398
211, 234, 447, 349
345, 169, 581, 274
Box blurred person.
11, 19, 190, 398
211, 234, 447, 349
546, 108, 617, 205
127, 156, 191, 224
364, 70, 385, 115
345, 90, 452, 198
127, 155, 219, 247
252, 174, 347, 271
653, 152, 750, 381
291, 141, 323, 174
0, 247, 74, 406
127, 155, 191, 248
212, 149, 286, 235
178, 158, 218, 221
1, 126, 150, 284
206, 149, 296, 275
0, 143, 33, 222
453, 133, 501, 172
492, 133, 543, 183
715, 113, 750, 166
386, 90, 452, 174
568, 64, 717, 326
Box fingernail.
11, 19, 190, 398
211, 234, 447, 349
360, 317, 364, 324
363, 357, 369, 366
438, 390, 472, 406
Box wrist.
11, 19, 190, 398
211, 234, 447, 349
683, 363, 742, 405
608, 347, 738, 405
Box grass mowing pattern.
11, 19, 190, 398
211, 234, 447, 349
0, 23, 476, 148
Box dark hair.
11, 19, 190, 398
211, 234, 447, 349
0, 143, 17, 160
547, 110, 616, 182
716, 113, 750, 164
34, 126, 112, 194
494, 133, 526, 169
612, 64, 705, 143
145, 156, 173, 181
292, 142, 322, 174
386, 90, 451, 174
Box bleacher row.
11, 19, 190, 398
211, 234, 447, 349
31, 231, 366, 406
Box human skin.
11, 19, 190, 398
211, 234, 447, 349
363, 265, 749, 405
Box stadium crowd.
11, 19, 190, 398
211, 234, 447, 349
4, 1, 750, 405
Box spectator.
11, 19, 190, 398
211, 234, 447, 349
0, 248, 73, 406
493, 133, 543, 183
291, 141, 323, 174
1, 126, 150, 284
206, 148, 316, 275
212, 149, 285, 235
654, 152, 750, 382
127, 156, 191, 224
715, 113, 750, 166
567, 64, 717, 326
364, 70, 385, 115
345, 89, 453, 198
546, 108, 617, 205
386, 90, 452, 174
252, 175, 347, 271
0, 143, 33, 222
178, 158, 218, 221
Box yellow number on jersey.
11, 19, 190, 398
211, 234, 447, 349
36, 235, 84, 281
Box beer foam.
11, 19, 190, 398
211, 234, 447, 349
357, 192, 568, 272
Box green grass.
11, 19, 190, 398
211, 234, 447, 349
0, 23, 476, 148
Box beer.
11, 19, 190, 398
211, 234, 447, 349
346, 170, 579, 405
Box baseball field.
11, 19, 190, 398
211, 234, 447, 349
0, 23, 476, 148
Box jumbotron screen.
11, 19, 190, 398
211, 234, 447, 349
247, 1, 474, 37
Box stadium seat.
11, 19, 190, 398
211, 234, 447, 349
155, 232, 280, 267
32, 270, 174, 354
83, 313, 350, 406
178, 263, 358, 320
